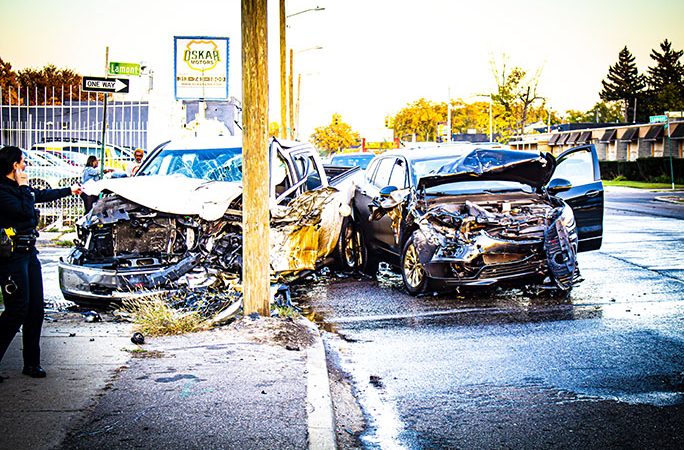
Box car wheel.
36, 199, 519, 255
335, 217, 361, 272
401, 232, 429, 295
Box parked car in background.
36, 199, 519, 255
23, 149, 80, 190
31, 139, 133, 172
59, 136, 363, 307
330, 152, 376, 170
353, 143, 604, 295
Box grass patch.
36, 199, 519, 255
122, 296, 210, 336
602, 179, 684, 189
272, 305, 299, 319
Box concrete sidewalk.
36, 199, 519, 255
0, 315, 335, 450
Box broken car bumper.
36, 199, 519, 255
58, 261, 168, 303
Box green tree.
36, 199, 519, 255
0, 57, 19, 103
15, 64, 82, 104
311, 113, 361, 155
599, 46, 646, 122
565, 101, 624, 123
646, 39, 684, 115
392, 98, 446, 142
490, 58, 544, 141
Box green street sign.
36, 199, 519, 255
649, 115, 668, 124
108, 62, 141, 76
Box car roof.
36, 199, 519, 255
379, 142, 518, 163
331, 152, 374, 158
159, 136, 244, 150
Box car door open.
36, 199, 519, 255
550, 144, 604, 252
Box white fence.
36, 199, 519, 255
0, 84, 149, 227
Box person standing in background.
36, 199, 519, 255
80, 155, 109, 213
0, 146, 81, 379
127, 148, 145, 176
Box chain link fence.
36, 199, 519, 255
1, 85, 149, 227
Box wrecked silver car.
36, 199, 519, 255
353, 144, 604, 295
58, 137, 361, 307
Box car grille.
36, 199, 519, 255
474, 255, 544, 280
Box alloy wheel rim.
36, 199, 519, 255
343, 226, 356, 267
404, 242, 424, 288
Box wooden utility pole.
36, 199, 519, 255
288, 48, 294, 139
241, 0, 270, 316
279, 0, 287, 139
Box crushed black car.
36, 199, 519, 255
352, 143, 604, 295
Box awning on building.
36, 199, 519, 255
577, 131, 593, 144
557, 133, 570, 145
671, 123, 684, 140
618, 127, 639, 142
566, 132, 580, 145
547, 133, 561, 146
599, 129, 617, 143
643, 125, 664, 141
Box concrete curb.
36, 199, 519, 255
304, 321, 337, 450
654, 196, 684, 205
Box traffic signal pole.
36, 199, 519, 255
241, 0, 271, 316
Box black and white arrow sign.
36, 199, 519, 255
82, 76, 130, 93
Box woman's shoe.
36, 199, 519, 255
22, 366, 47, 378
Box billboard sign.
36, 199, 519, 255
174, 36, 230, 100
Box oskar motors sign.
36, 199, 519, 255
174, 36, 230, 100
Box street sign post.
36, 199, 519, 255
108, 62, 141, 76
82, 76, 130, 93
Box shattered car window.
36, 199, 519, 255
138, 147, 243, 182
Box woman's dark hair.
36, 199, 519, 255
0, 145, 23, 176
86, 155, 98, 167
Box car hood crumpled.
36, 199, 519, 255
417, 148, 556, 190
83, 175, 243, 221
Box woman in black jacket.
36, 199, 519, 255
0, 146, 81, 379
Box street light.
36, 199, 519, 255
287, 6, 325, 19
289, 46, 323, 139
280, 3, 325, 139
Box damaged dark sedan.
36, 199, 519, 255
353, 143, 603, 295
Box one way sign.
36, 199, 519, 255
82, 76, 130, 93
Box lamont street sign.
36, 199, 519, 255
82, 76, 130, 93
108, 62, 141, 76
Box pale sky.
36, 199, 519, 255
1, 0, 683, 141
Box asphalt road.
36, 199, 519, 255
605, 186, 684, 219
293, 191, 684, 449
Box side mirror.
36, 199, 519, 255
547, 178, 572, 194
379, 185, 398, 198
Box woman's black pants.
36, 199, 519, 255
0, 251, 44, 367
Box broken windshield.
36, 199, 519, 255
138, 147, 243, 182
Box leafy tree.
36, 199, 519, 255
599, 46, 646, 122
490, 58, 544, 141
565, 101, 624, 123
311, 113, 360, 155
16, 64, 82, 104
0, 57, 19, 104
392, 98, 446, 142
269, 121, 281, 137
646, 39, 684, 115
